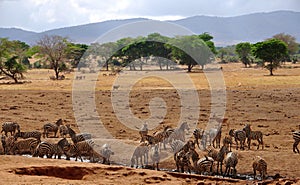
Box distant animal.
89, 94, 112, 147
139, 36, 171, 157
8, 138, 40, 155
229, 129, 246, 150
207, 127, 222, 148
67, 125, 92, 143
131, 142, 149, 168
1, 122, 20, 136
1, 135, 15, 154
14, 131, 42, 141
63, 139, 98, 162
252, 156, 267, 180
188, 149, 214, 175
43, 119, 63, 138
99, 144, 114, 164
215, 145, 230, 174
174, 149, 192, 173
292, 130, 300, 153
193, 128, 205, 149
33, 138, 69, 159
59, 125, 69, 138
168, 122, 190, 143
243, 124, 264, 150
112, 85, 120, 90
222, 136, 233, 151
139, 122, 149, 142
150, 144, 160, 170
223, 152, 238, 177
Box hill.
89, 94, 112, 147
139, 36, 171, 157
0, 11, 299, 46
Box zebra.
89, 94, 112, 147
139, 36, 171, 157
174, 149, 192, 173
139, 122, 148, 142
43, 119, 63, 138
67, 126, 92, 143
207, 127, 222, 148
292, 131, 300, 153
8, 138, 40, 155
99, 144, 114, 164
223, 152, 238, 177
33, 138, 69, 159
243, 124, 264, 150
59, 125, 69, 138
131, 142, 149, 168
188, 149, 214, 175
152, 125, 174, 150
168, 122, 190, 143
1, 122, 20, 136
1, 135, 15, 154
170, 139, 185, 154
63, 139, 98, 162
150, 144, 160, 170
14, 131, 42, 141
222, 136, 233, 152
229, 129, 246, 150
252, 156, 267, 180
193, 128, 205, 149
215, 145, 230, 174
141, 134, 160, 146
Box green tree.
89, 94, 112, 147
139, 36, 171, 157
0, 38, 28, 83
66, 42, 88, 68
252, 39, 288, 75
272, 33, 299, 55
235, 42, 252, 67
167, 35, 212, 72
36, 35, 69, 80
198, 32, 217, 54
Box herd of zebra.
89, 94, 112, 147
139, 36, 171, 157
133, 121, 298, 180
1, 119, 299, 181
0, 119, 114, 164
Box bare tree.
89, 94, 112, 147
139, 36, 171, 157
37, 35, 68, 80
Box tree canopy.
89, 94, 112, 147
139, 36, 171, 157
235, 42, 252, 67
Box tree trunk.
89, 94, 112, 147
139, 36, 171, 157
55, 68, 60, 80
188, 64, 192, 72
106, 60, 109, 71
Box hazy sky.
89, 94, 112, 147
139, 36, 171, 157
0, 0, 299, 32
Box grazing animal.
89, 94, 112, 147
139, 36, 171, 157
223, 136, 233, 151
243, 124, 264, 150
131, 142, 149, 168
150, 144, 160, 170
229, 129, 246, 150
99, 144, 114, 164
168, 122, 190, 143
43, 119, 63, 138
224, 152, 238, 177
252, 156, 267, 180
170, 139, 185, 154
1, 135, 15, 154
152, 126, 174, 150
67, 126, 92, 143
63, 139, 97, 162
141, 134, 160, 146
1, 122, 20, 136
174, 149, 192, 173
188, 149, 214, 175
292, 131, 300, 153
33, 138, 68, 159
193, 128, 205, 149
14, 131, 42, 141
59, 125, 69, 138
8, 138, 40, 155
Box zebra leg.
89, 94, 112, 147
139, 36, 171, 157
253, 169, 256, 180
247, 138, 251, 149
293, 141, 299, 153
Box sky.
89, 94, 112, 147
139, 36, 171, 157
0, 0, 299, 32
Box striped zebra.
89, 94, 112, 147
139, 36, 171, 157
223, 152, 238, 177
152, 125, 174, 150
67, 126, 92, 143
63, 139, 98, 162
167, 122, 189, 143
59, 125, 69, 138
208, 127, 222, 149
193, 128, 205, 149
33, 138, 69, 159
43, 119, 63, 138
188, 149, 214, 175
150, 144, 160, 170
99, 144, 114, 164
215, 145, 230, 174
170, 139, 185, 154
292, 131, 300, 153
14, 131, 42, 141
243, 124, 264, 150
222, 136, 233, 152
174, 149, 192, 173
229, 129, 246, 150
8, 138, 40, 155
131, 142, 149, 168
252, 156, 267, 180
1, 122, 20, 136
139, 122, 148, 142
1, 135, 15, 154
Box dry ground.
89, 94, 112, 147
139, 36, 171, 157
0, 63, 300, 184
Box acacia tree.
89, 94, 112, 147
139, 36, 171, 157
272, 33, 299, 55
0, 38, 28, 83
235, 42, 252, 67
37, 35, 68, 80
252, 39, 288, 75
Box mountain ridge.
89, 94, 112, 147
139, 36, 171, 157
1, 10, 299, 46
